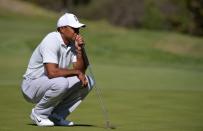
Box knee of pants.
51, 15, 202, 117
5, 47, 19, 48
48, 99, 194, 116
51, 78, 70, 95
86, 75, 95, 91
52, 76, 81, 94
67, 76, 81, 88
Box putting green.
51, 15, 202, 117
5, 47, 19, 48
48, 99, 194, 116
0, 64, 203, 131
0, 1, 203, 130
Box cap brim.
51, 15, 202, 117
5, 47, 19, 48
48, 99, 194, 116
70, 23, 86, 28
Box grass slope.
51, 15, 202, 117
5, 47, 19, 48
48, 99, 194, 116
0, 1, 203, 131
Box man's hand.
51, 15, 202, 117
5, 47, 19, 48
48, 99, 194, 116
75, 35, 84, 50
77, 70, 88, 87
73, 34, 87, 73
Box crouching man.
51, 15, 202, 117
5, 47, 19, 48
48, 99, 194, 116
21, 13, 94, 126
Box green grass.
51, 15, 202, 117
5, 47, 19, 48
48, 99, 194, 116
0, 1, 203, 131
0, 65, 203, 131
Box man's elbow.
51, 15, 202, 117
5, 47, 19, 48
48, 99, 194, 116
44, 63, 59, 79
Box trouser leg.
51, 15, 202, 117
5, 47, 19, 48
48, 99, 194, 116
21, 75, 94, 119
51, 75, 95, 119
34, 76, 80, 118
21, 76, 80, 118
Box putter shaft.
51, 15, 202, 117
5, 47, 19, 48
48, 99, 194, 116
82, 46, 114, 129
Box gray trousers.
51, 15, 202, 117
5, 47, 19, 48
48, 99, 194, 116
21, 75, 94, 119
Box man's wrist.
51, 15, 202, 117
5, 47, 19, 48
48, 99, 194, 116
76, 48, 82, 53
76, 49, 83, 57
75, 69, 82, 76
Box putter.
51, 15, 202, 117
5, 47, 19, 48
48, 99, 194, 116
82, 46, 116, 130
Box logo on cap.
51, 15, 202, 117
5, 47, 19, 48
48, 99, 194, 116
74, 15, 79, 22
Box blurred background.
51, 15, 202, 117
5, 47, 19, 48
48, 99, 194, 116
0, 0, 203, 131
24, 0, 203, 36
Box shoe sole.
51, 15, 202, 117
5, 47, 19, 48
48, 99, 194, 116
30, 113, 37, 125
30, 110, 54, 127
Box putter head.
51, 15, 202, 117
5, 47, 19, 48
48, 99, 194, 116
106, 121, 116, 129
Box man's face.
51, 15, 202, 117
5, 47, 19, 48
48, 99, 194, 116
60, 26, 80, 42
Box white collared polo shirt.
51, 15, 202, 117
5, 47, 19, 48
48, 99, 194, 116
23, 31, 77, 79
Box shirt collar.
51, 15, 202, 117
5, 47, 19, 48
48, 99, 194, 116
57, 31, 73, 49
56, 31, 67, 47
56, 31, 74, 49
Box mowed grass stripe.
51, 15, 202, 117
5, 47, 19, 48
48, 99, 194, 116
0, 86, 202, 131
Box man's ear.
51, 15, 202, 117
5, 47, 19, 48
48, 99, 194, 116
58, 27, 64, 34
60, 27, 64, 34
57, 27, 61, 32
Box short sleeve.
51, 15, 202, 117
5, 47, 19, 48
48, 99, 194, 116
70, 43, 77, 63
40, 34, 59, 64
71, 54, 77, 63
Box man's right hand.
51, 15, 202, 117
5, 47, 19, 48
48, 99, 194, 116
77, 70, 88, 87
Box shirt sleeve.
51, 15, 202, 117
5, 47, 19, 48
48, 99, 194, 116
70, 43, 77, 63
40, 35, 59, 64
71, 53, 77, 63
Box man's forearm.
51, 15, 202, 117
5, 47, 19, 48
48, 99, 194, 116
47, 68, 80, 79
44, 63, 81, 79
74, 49, 86, 73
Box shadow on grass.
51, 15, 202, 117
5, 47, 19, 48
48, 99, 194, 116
27, 123, 105, 129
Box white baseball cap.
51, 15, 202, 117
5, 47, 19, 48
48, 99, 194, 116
57, 13, 85, 28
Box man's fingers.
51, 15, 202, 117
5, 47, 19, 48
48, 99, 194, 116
82, 77, 88, 87
75, 35, 84, 50
75, 41, 81, 50
75, 35, 84, 45
78, 73, 88, 87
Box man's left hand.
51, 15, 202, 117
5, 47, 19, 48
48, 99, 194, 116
75, 35, 84, 50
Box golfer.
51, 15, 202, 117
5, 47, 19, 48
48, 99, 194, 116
21, 13, 94, 126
